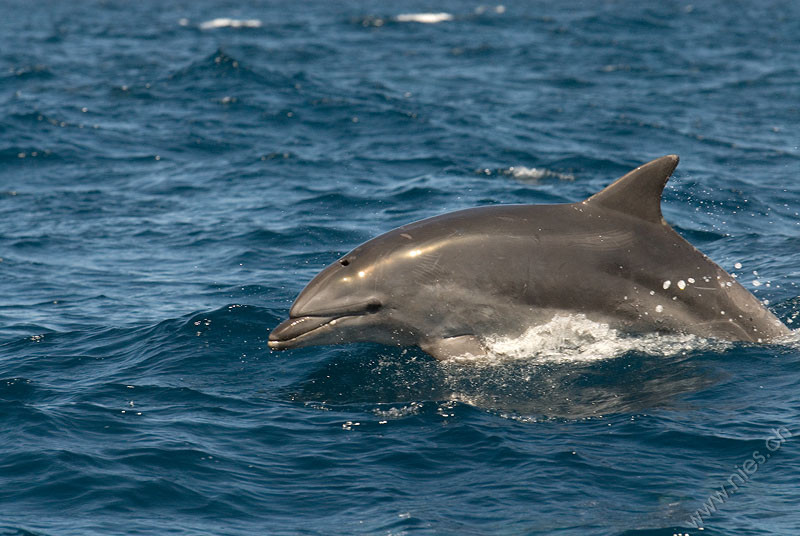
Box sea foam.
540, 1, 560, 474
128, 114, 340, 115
447, 314, 730, 365
199, 18, 262, 30
395, 13, 453, 24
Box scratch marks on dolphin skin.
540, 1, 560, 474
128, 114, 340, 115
410, 251, 444, 281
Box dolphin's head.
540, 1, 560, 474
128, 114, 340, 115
268, 235, 422, 351
267, 218, 519, 354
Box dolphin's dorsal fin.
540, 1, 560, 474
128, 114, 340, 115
584, 155, 679, 224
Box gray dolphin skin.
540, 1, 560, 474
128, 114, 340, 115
269, 155, 790, 360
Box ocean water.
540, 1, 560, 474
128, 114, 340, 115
1, 1, 799, 534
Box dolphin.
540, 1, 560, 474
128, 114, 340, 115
268, 155, 790, 360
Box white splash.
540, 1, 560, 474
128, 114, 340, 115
451, 314, 727, 365
395, 13, 453, 23
505, 166, 575, 181
475, 5, 507, 14
372, 402, 423, 419
199, 18, 262, 30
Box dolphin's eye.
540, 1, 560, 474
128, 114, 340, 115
366, 301, 382, 313
339, 259, 350, 266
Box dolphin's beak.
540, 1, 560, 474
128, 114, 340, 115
268, 300, 382, 350
268, 315, 339, 350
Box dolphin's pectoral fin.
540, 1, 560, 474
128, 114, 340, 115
420, 335, 487, 361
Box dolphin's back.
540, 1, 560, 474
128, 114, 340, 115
378, 156, 789, 342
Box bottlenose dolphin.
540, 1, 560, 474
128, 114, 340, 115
269, 155, 789, 360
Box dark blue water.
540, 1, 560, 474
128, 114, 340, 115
2, 1, 799, 534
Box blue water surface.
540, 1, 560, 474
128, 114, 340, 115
1, 1, 799, 534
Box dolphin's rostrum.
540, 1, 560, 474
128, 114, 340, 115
269, 156, 790, 360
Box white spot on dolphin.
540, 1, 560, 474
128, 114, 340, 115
663, 280, 671, 289
655, 305, 664, 313
677, 280, 686, 290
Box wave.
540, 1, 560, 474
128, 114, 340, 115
198, 18, 262, 30
354, 12, 454, 27
395, 13, 454, 24
165, 48, 295, 91
287, 313, 800, 420
498, 165, 576, 181
1, 64, 53, 81
287, 317, 736, 420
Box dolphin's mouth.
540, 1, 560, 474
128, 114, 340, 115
268, 301, 381, 350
